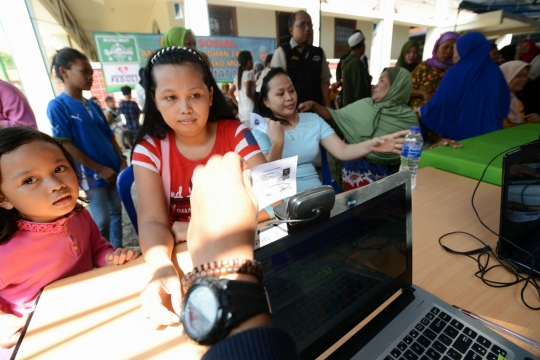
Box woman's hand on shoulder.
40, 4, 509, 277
106, 247, 141, 265
265, 118, 285, 145
297, 101, 314, 113
139, 264, 182, 329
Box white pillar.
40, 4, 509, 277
370, 0, 395, 82
423, 27, 441, 61
306, 0, 321, 47
0, 0, 56, 133
185, 0, 210, 36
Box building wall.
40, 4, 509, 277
145, 1, 183, 34
320, 16, 334, 59
236, 8, 276, 38
357, 20, 374, 61
391, 24, 410, 59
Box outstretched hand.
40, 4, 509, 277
371, 129, 411, 154
106, 247, 140, 265
0, 311, 28, 349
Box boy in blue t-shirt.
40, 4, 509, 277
47, 48, 127, 248
118, 86, 141, 145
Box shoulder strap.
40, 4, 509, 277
159, 134, 171, 209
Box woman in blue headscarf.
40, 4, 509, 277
419, 32, 510, 142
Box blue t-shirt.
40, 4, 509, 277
252, 112, 334, 192
47, 92, 119, 190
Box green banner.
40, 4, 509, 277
93, 31, 276, 92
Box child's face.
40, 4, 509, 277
153, 64, 213, 138
61, 58, 93, 91
0, 141, 79, 222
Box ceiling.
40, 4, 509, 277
62, 0, 156, 34
460, 0, 540, 21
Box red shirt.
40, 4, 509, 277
132, 120, 261, 226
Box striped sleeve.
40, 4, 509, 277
233, 123, 262, 160
132, 135, 161, 174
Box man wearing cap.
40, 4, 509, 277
341, 32, 371, 107
271, 10, 331, 107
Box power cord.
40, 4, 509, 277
259, 209, 321, 233
438, 144, 540, 310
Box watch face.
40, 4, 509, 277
184, 286, 219, 338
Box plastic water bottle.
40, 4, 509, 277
399, 126, 423, 189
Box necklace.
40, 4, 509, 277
285, 115, 299, 141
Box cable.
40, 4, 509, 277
439, 143, 540, 310
259, 209, 321, 233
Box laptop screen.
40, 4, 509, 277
499, 141, 540, 273
255, 175, 411, 359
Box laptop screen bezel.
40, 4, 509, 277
255, 171, 413, 359
499, 140, 540, 271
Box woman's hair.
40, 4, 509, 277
254, 67, 292, 123
237, 50, 253, 91
0, 127, 87, 244
51, 47, 88, 82
134, 46, 236, 147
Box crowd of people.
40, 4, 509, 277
1, 8, 540, 359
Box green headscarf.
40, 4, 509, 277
395, 40, 420, 73
161, 27, 194, 48
327, 67, 419, 165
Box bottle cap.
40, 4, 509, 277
410, 126, 421, 132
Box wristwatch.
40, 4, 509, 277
180, 277, 271, 345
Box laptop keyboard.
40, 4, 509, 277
273, 271, 381, 343
384, 306, 509, 360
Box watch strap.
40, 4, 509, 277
220, 279, 271, 340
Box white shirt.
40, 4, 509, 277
234, 70, 255, 122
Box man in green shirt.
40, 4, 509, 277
341, 32, 371, 107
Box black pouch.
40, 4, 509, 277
274, 186, 335, 234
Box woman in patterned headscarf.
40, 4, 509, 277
410, 31, 459, 109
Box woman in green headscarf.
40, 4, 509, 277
395, 40, 421, 73
161, 27, 196, 49
298, 67, 419, 191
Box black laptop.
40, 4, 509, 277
255, 171, 537, 360
499, 140, 540, 276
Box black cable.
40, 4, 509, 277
439, 144, 540, 310
259, 209, 321, 233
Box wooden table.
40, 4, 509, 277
419, 123, 540, 186
14, 167, 540, 359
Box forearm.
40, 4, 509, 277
264, 142, 284, 162
140, 221, 176, 274
333, 140, 373, 161
311, 102, 332, 120
411, 89, 425, 99
61, 141, 104, 172
111, 138, 124, 157
321, 81, 331, 107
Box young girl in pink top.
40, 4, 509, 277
0, 127, 139, 358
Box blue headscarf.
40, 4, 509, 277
420, 32, 510, 141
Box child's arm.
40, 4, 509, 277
105, 248, 140, 265
0, 308, 27, 349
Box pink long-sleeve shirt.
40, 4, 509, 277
0, 80, 37, 128
0, 207, 114, 317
